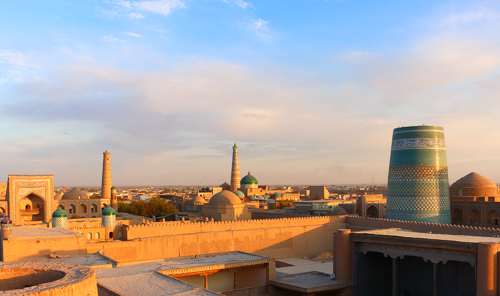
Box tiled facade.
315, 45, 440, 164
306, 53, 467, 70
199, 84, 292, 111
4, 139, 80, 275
386, 126, 451, 223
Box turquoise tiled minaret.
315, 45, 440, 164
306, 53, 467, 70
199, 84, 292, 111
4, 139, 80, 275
386, 125, 451, 223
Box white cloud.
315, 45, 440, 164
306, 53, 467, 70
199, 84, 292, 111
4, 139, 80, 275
128, 12, 145, 19
114, 0, 185, 17
442, 10, 498, 26
102, 35, 126, 42
248, 18, 274, 40
220, 0, 252, 9
0, 50, 29, 67
124, 32, 142, 37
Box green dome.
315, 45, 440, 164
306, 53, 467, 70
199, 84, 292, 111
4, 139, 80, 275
52, 208, 67, 218
234, 190, 245, 197
248, 195, 256, 201
111, 186, 117, 193
102, 206, 116, 216
241, 172, 258, 185
262, 195, 269, 200
255, 195, 263, 200
272, 193, 281, 198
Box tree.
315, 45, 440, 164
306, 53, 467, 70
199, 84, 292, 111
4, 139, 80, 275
275, 200, 294, 209
118, 197, 177, 217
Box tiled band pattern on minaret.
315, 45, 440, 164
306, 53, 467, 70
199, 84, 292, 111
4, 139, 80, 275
386, 126, 451, 223
101, 151, 112, 200
230, 144, 240, 192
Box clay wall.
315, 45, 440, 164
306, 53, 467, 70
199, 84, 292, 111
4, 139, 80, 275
88, 216, 347, 262
2, 235, 87, 262
346, 216, 500, 237
251, 212, 341, 219
125, 215, 346, 240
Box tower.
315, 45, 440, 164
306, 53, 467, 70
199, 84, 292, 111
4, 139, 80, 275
102, 206, 116, 241
111, 186, 118, 212
101, 151, 112, 200
230, 143, 240, 192
386, 125, 451, 223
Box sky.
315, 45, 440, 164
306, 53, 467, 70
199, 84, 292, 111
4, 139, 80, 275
1, 0, 500, 186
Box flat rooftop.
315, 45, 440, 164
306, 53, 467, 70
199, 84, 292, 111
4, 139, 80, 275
354, 228, 500, 244
95, 252, 272, 296
275, 258, 333, 277
15, 253, 113, 267
270, 271, 352, 294
12, 228, 82, 239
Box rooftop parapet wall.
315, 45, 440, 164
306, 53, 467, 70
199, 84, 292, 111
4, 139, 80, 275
346, 216, 500, 237
126, 215, 347, 240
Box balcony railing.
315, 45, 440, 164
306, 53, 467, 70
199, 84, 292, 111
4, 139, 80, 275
20, 209, 40, 215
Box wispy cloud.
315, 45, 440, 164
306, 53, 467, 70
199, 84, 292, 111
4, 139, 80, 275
248, 18, 274, 40
442, 10, 497, 26
102, 35, 126, 42
0, 50, 29, 67
220, 0, 252, 9
111, 0, 186, 18
124, 32, 142, 37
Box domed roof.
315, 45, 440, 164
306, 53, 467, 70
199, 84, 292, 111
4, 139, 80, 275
193, 196, 205, 203
248, 195, 256, 201
241, 172, 258, 185
54, 193, 63, 200
0, 213, 7, 219
102, 206, 116, 216
262, 195, 269, 200
255, 195, 262, 200
220, 182, 230, 187
111, 186, 117, 193
209, 190, 241, 205
62, 188, 89, 200
52, 208, 67, 218
271, 193, 281, 198
1, 217, 12, 225
333, 207, 348, 215
450, 172, 497, 189
234, 191, 245, 197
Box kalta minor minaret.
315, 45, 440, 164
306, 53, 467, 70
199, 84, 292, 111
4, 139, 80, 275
230, 143, 241, 192
101, 151, 112, 200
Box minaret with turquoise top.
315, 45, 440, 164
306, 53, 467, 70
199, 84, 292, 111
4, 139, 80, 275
230, 143, 241, 192
386, 125, 451, 223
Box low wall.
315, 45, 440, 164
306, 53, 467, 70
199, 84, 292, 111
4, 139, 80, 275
2, 235, 87, 262
88, 216, 347, 262
251, 212, 341, 219
222, 285, 269, 296
346, 216, 500, 237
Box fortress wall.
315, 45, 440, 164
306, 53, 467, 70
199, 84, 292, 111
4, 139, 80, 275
251, 212, 336, 219
88, 220, 347, 262
125, 216, 347, 240
2, 236, 88, 262
346, 216, 500, 237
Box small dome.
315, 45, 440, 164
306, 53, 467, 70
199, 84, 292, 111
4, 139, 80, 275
241, 172, 258, 185
220, 182, 230, 187
255, 195, 262, 200
234, 191, 245, 197
102, 206, 116, 216
271, 193, 281, 198
1, 217, 12, 224
209, 190, 241, 205
248, 195, 256, 201
333, 207, 348, 215
54, 193, 63, 200
62, 188, 89, 200
111, 186, 118, 193
0, 213, 7, 219
52, 208, 67, 218
450, 172, 497, 188
262, 195, 269, 200
193, 196, 205, 203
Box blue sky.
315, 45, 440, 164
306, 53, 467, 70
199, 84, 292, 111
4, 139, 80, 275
1, 0, 500, 186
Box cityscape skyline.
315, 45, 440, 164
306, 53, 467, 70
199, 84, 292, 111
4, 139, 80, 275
1, 1, 500, 185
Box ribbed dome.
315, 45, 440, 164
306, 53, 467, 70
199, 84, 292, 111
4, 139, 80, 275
102, 206, 116, 216
234, 191, 245, 197
62, 188, 89, 200
271, 193, 281, 198
1, 217, 12, 225
241, 172, 258, 185
450, 172, 497, 188
209, 190, 241, 205
52, 208, 67, 218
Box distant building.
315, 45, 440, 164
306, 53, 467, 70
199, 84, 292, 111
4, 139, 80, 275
309, 186, 329, 200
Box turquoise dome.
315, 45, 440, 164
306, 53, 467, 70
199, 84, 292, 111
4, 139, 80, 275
241, 172, 258, 185
234, 190, 245, 197
248, 195, 256, 201
52, 208, 67, 218
255, 195, 263, 200
102, 206, 116, 216
272, 193, 281, 198
262, 195, 269, 200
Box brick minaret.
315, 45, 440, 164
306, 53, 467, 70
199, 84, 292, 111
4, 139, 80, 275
111, 186, 118, 212
101, 151, 112, 200
230, 143, 240, 192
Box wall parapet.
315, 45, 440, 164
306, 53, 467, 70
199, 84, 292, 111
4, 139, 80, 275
346, 216, 500, 237
125, 215, 348, 240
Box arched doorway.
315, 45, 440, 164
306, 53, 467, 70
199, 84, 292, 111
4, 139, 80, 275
451, 208, 463, 225
68, 204, 76, 215
487, 210, 499, 226
366, 205, 379, 218
79, 204, 87, 215
469, 209, 481, 225
20, 193, 45, 222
